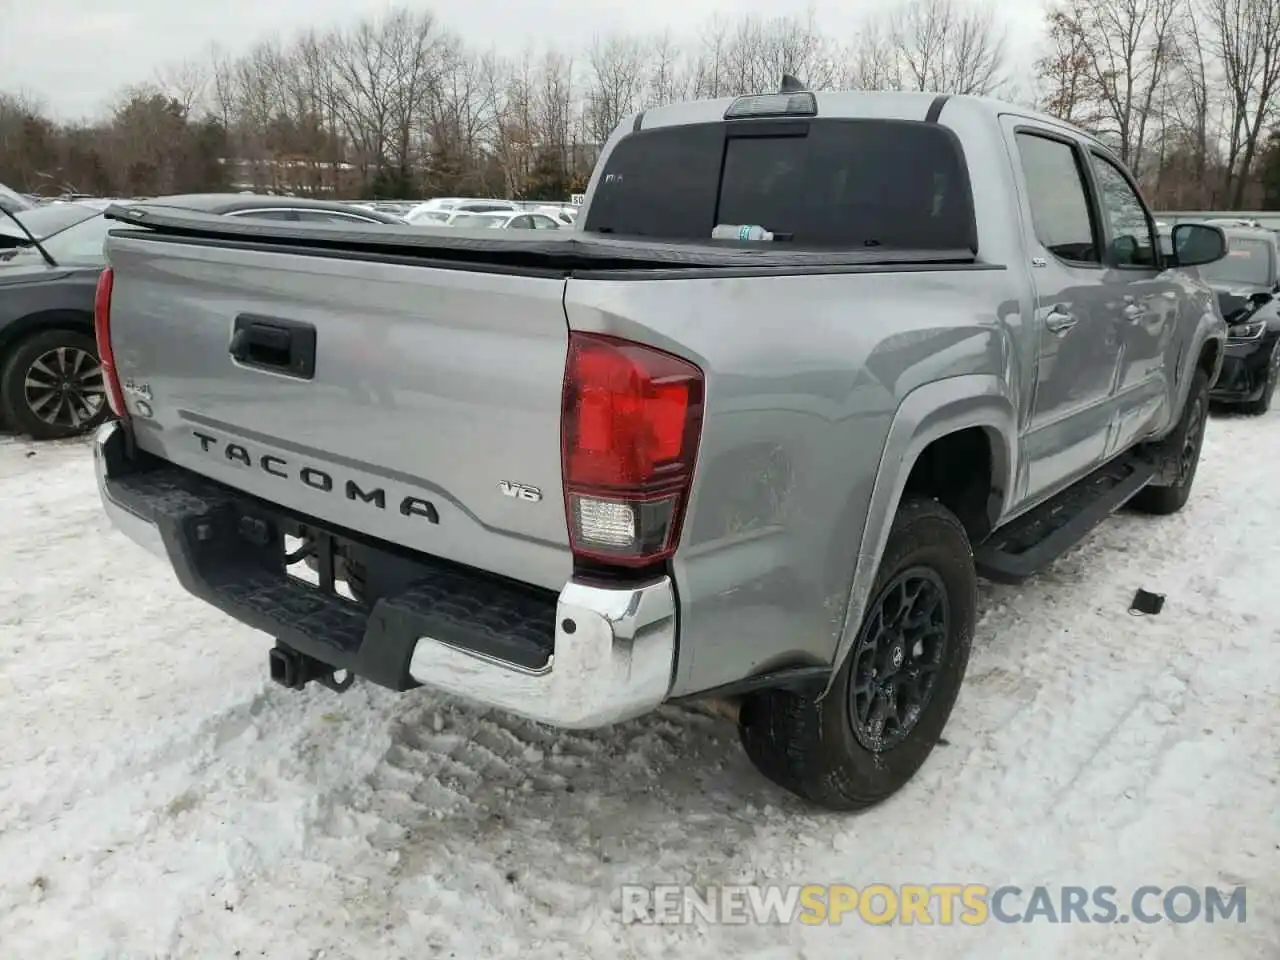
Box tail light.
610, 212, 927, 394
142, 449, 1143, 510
561, 332, 704, 567
93, 266, 127, 418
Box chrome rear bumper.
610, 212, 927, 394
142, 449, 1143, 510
94, 419, 677, 728
407, 577, 676, 728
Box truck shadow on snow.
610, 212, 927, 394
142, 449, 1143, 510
262, 472, 1203, 890
284, 687, 815, 892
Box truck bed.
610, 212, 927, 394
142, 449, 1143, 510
103, 203, 981, 275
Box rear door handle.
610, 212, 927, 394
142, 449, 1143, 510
230, 314, 317, 379
1044, 308, 1078, 334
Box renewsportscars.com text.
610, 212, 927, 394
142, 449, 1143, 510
620, 883, 1248, 926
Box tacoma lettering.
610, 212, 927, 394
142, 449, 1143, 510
191, 429, 438, 523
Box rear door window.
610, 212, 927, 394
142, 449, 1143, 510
1013, 132, 1100, 265
583, 118, 976, 250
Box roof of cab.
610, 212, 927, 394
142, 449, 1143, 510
632, 90, 1105, 150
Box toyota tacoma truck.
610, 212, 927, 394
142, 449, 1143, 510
92, 87, 1229, 811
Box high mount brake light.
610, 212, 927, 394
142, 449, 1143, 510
561, 332, 704, 567
723, 91, 818, 119
93, 266, 127, 419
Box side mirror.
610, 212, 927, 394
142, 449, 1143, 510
1170, 223, 1228, 267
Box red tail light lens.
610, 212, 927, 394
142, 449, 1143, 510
93, 267, 127, 418
561, 332, 704, 566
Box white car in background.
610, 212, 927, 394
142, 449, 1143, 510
432, 211, 563, 230
533, 205, 577, 226
406, 209, 453, 226
405, 198, 520, 224
442, 210, 562, 230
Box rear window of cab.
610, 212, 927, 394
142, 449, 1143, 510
583, 118, 977, 251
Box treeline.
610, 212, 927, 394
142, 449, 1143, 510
1, 0, 1279, 207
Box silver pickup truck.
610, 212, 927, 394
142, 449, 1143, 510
93, 88, 1229, 811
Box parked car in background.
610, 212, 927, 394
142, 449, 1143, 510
405, 209, 453, 226
453, 199, 520, 214
356, 200, 416, 218
0, 199, 116, 256
443, 210, 561, 230
533, 205, 577, 226
405, 198, 464, 218
404, 198, 520, 221
1200, 228, 1280, 413
1205, 217, 1265, 231
0, 182, 38, 214
0, 194, 404, 439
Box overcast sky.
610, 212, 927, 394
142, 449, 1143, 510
1, 0, 1049, 121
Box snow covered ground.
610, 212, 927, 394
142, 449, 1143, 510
1, 415, 1277, 960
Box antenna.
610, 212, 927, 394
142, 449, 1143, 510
779, 74, 808, 93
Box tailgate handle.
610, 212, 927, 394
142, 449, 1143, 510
230, 315, 316, 379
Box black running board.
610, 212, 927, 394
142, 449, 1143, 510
975, 455, 1156, 584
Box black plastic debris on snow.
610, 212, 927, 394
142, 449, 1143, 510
1129, 589, 1166, 616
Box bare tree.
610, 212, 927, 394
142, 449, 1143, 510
491, 49, 536, 195
10, 3, 1280, 207
887, 0, 1009, 96
1203, 0, 1280, 205
425, 38, 500, 193
647, 30, 692, 106
1159, 3, 1220, 202
842, 21, 903, 90
689, 15, 733, 98
1035, 0, 1097, 122
155, 58, 209, 118
532, 51, 578, 193
583, 35, 649, 145
329, 15, 422, 191
716, 13, 840, 96
1052, 0, 1181, 170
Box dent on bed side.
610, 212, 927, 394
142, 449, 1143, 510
822, 375, 1018, 694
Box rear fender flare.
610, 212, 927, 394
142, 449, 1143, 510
1169, 301, 1225, 417
824, 375, 1017, 696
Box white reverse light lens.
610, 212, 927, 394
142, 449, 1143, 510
573, 496, 636, 548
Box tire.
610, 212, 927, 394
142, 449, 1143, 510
1240, 345, 1279, 416
0, 328, 110, 440
1129, 368, 1210, 516
737, 497, 976, 811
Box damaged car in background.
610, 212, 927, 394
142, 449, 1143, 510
1200, 228, 1280, 414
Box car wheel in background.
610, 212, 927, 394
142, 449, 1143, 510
0, 328, 111, 440
1241, 344, 1280, 416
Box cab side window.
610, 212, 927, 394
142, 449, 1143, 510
1014, 132, 1099, 265
1090, 154, 1158, 268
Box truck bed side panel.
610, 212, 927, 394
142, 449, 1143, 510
565, 267, 1021, 697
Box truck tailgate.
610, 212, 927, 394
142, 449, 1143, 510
105, 235, 572, 591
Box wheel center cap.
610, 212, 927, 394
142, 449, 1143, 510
890, 645, 905, 670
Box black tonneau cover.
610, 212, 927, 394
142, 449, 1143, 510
104, 203, 981, 274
